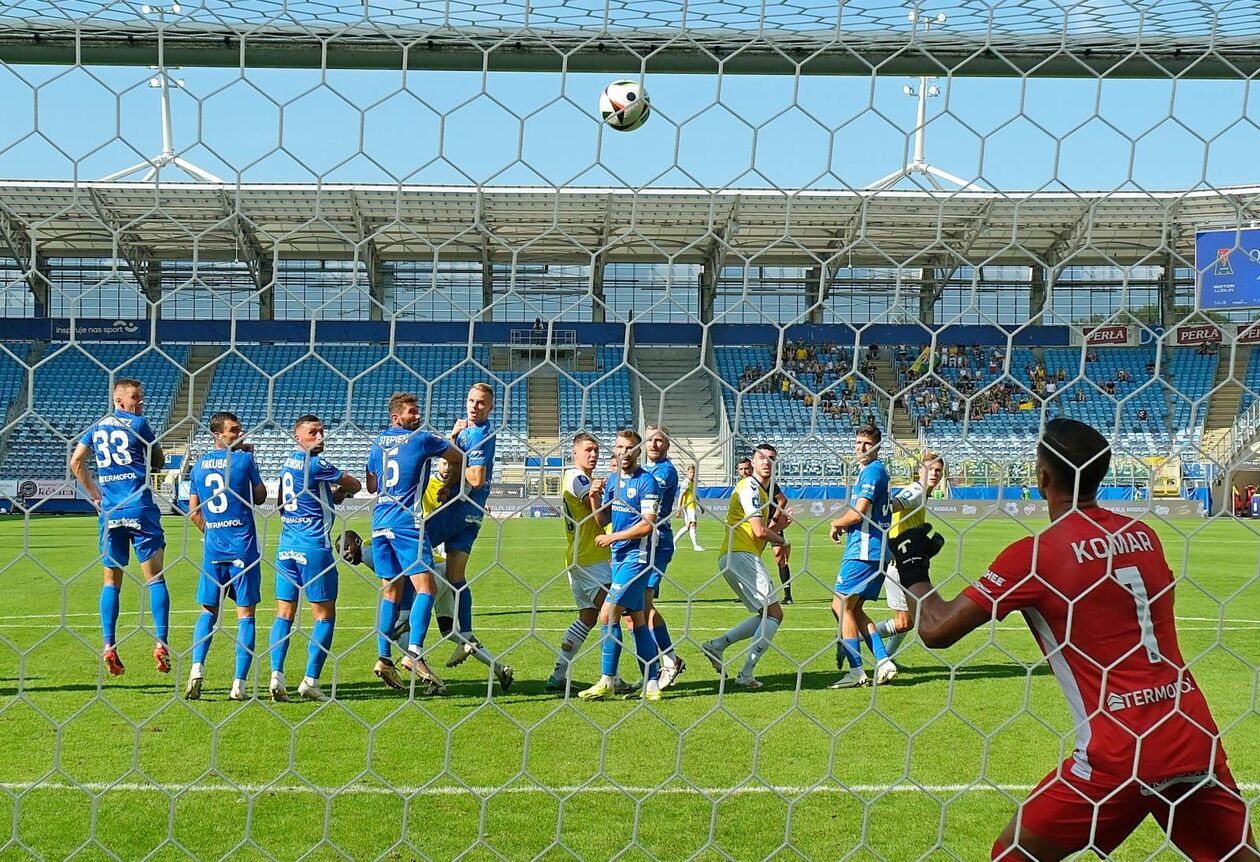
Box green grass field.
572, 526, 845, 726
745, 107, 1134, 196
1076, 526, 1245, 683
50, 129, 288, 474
1, 513, 1257, 861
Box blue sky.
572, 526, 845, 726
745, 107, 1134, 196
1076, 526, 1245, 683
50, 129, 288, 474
0, 61, 1256, 191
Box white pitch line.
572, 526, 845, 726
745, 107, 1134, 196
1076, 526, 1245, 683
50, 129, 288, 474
3, 779, 1255, 798
2, 606, 1257, 626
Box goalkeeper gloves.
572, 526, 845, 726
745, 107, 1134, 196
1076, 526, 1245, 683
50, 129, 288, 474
889, 523, 946, 589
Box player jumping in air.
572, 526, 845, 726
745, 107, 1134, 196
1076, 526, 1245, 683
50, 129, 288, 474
829, 423, 896, 689
70, 379, 170, 677
871, 450, 945, 661
425, 383, 497, 672
268, 414, 361, 702
701, 443, 790, 689
545, 433, 613, 692
364, 392, 462, 693
185, 412, 268, 700
578, 429, 663, 702
677, 463, 705, 551
892, 417, 1258, 861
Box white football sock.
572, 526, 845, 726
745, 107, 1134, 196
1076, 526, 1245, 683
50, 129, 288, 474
740, 617, 781, 679
716, 615, 762, 649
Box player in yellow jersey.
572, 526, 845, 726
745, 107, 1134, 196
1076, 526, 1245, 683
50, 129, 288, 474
676, 464, 705, 551
700, 443, 791, 689
873, 451, 945, 662
545, 432, 615, 693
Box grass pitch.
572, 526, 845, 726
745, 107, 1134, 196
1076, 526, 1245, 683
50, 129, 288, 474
0, 512, 1257, 861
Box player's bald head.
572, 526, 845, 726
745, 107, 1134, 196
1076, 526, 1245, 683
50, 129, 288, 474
1037, 418, 1110, 503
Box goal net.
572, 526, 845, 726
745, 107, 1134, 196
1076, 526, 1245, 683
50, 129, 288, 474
0, 1, 1257, 859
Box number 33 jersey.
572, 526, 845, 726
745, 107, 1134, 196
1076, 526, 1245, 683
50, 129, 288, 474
963, 507, 1223, 785
79, 409, 158, 514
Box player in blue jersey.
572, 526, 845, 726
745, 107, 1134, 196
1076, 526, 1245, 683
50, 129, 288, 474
639, 424, 686, 688
578, 428, 664, 702
185, 411, 268, 701
828, 423, 895, 689
69, 378, 170, 677
426, 382, 503, 674
364, 392, 463, 693
268, 414, 361, 702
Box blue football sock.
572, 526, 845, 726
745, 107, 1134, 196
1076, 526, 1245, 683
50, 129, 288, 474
147, 579, 170, 643
842, 637, 863, 669
269, 616, 294, 674
865, 630, 889, 661
191, 610, 215, 665
652, 622, 673, 659
407, 592, 435, 651
455, 583, 473, 636
600, 622, 623, 677
377, 598, 399, 658
633, 625, 661, 682
99, 584, 120, 646
234, 616, 256, 680
306, 618, 335, 680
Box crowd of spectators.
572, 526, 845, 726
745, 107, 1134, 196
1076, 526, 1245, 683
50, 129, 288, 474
735, 340, 882, 426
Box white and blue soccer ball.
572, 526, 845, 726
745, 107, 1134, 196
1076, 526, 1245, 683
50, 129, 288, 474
599, 80, 651, 132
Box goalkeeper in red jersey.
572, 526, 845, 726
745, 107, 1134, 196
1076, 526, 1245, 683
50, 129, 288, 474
890, 418, 1257, 861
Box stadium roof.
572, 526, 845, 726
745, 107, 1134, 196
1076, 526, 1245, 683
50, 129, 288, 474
2, 181, 1258, 269
0, 0, 1258, 77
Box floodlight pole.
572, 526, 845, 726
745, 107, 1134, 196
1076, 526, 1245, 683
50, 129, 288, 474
867, 11, 983, 192
100, 4, 223, 183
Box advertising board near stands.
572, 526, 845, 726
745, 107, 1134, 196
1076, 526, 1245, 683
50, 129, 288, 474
1083, 324, 1131, 346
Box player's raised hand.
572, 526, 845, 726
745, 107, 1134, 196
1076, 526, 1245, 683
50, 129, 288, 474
889, 523, 946, 587
590, 476, 606, 499
451, 418, 470, 437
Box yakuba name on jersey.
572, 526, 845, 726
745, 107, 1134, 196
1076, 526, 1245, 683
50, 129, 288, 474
1070, 529, 1155, 563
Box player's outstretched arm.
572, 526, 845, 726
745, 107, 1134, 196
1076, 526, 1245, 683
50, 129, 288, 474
891, 524, 989, 649
439, 444, 464, 500
69, 442, 101, 507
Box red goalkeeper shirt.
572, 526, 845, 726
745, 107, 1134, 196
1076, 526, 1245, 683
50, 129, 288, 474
963, 506, 1225, 785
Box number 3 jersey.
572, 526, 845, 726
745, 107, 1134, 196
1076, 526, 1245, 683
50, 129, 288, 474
189, 447, 263, 561
79, 409, 159, 515
962, 507, 1223, 785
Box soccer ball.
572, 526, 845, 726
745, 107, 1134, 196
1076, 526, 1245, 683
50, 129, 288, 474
599, 80, 651, 132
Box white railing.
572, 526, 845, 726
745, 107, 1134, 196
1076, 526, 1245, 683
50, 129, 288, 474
508, 327, 577, 347
1211, 396, 1260, 467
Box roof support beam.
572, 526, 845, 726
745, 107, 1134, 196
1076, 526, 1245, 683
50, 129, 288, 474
699, 200, 741, 324
0, 207, 51, 315
219, 189, 275, 319
88, 188, 161, 317
919, 200, 995, 324
349, 192, 386, 320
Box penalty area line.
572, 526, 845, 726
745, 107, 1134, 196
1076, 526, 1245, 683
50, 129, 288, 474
2, 780, 1258, 797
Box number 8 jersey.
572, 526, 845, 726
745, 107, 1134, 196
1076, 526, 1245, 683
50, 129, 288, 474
279, 450, 344, 550
962, 507, 1224, 785
79, 408, 159, 514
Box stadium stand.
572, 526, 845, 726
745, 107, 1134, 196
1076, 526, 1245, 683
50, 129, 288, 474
191, 344, 528, 476
557, 347, 634, 439
0, 342, 187, 479
715, 344, 887, 476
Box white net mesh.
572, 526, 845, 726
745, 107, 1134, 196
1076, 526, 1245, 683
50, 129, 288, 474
1, 2, 1258, 859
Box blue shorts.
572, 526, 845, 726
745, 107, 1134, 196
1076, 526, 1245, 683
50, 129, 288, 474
425, 502, 484, 554
607, 558, 651, 612
646, 547, 674, 593
371, 527, 426, 580
835, 559, 884, 600
275, 547, 339, 604
99, 506, 165, 569
197, 552, 262, 608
